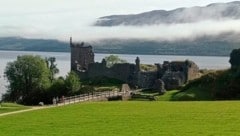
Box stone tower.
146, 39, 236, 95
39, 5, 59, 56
135, 57, 140, 72
70, 37, 94, 72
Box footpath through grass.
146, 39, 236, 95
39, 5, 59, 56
0, 103, 29, 114
1, 101, 240, 136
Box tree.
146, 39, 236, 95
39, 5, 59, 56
46, 77, 66, 102
229, 48, 240, 70
4, 55, 51, 104
104, 55, 127, 67
65, 71, 81, 95
45, 57, 59, 82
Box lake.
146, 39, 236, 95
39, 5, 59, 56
0, 50, 230, 99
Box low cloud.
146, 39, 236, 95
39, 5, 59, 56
63, 19, 240, 42
1, 19, 240, 43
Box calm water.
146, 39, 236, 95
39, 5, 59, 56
0, 50, 230, 99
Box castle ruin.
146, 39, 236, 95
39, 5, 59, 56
70, 37, 94, 72
70, 38, 199, 90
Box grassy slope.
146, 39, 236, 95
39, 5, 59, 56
0, 103, 29, 114
175, 69, 240, 101
1, 101, 240, 136
132, 89, 211, 101
155, 90, 179, 101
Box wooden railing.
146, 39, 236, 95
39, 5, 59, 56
61, 90, 133, 105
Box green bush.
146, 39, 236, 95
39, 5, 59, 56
65, 71, 81, 95
104, 55, 127, 68
79, 86, 96, 94
230, 48, 240, 70
140, 64, 157, 71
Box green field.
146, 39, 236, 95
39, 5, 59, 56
1, 101, 240, 136
0, 103, 29, 114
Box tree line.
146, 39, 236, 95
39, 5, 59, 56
2, 54, 127, 105
3, 55, 80, 105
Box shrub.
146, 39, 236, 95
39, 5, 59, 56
80, 86, 96, 94
230, 48, 240, 70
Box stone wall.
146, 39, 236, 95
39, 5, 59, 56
162, 72, 186, 90
186, 60, 199, 81
87, 61, 137, 85
138, 71, 158, 88
87, 62, 109, 78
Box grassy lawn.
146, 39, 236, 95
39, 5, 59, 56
132, 90, 181, 101
1, 101, 240, 135
0, 103, 29, 114
133, 89, 213, 101
155, 90, 179, 101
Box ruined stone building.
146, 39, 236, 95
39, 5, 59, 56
70, 37, 94, 72
70, 38, 199, 90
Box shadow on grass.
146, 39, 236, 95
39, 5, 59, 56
169, 87, 214, 101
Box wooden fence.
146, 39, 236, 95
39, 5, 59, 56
61, 90, 133, 105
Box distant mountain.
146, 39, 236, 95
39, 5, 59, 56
0, 33, 240, 56
0, 37, 69, 52
95, 1, 240, 26
93, 32, 240, 56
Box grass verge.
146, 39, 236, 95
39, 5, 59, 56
0, 103, 29, 114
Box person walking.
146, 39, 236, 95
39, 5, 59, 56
52, 97, 56, 105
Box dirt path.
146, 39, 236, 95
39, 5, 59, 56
0, 105, 57, 117
0, 101, 78, 117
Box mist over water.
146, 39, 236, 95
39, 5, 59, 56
0, 1, 239, 43
2, 19, 240, 43
79, 20, 240, 42
0, 50, 230, 100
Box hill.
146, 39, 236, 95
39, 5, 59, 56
1, 101, 240, 135
93, 33, 240, 56
1, 36, 240, 56
174, 69, 240, 100
95, 1, 240, 26
0, 37, 69, 52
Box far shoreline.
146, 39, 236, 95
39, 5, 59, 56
0, 49, 231, 58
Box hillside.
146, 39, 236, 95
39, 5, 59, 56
1, 36, 240, 56
93, 33, 240, 56
174, 69, 240, 100
95, 1, 240, 26
0, 37, 70, 52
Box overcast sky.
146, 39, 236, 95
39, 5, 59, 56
0, 0, 237, 41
